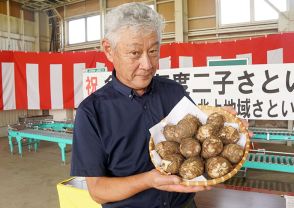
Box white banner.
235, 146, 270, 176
26, 64, 40, 109
83, 64, 294, 120
74, 63, 85, 108
1, 62, 16, 110
50, 64, 63, 109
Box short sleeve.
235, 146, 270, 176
70, 106, 107, 176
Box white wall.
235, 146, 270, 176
0, 14, 35, 51
49, 109, 74, 122
0, 110, 42, 137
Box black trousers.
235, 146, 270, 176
181, 198, 197, 208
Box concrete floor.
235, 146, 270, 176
0, 136, 293, 208
0, 137, 71, 208
195, 187, 287, 208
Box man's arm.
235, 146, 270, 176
86, 169, 211, 204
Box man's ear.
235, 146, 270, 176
102, 38, 114, 62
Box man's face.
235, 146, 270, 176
103, 28, 160, 95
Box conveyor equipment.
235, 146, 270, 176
249, 127, 294, 144
243, 149, 294, 173
8, 123, 73, 163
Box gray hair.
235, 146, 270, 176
104, 2, 164, 47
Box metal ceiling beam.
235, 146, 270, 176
11, 0, 85, 11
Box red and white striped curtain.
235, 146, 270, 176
0, 51, 112, 110
1, 33, 294, 110
159, 33, 294, 68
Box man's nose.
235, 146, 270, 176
139, 53, 152, 70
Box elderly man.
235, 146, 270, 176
71, 2, 211, 208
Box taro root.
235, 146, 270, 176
206, 156, 232, 179
196, 124, 216, 143
177, 114, 200, 136
163, 114, 200, 143
201, 136, 223, 159
155, 141, 180, 158
221, 144, 244, 164
180, 138, 201, 158
206, 112, 225, 130
219, 126, 240, 144
161, 154, 184, 174
163, 125, 180, 142
179, 157, 204, 180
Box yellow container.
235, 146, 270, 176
57, 177, 102, 208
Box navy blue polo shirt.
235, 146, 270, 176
71, 71, 194, 208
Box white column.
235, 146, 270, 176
6, 0, 11, 50
174, 0, 188, 42
20, 9, 25, 50
289, 0, 294, 31
288, 121, 293, 131
66, 109, 74, 121
286, 0, 293, 131
100, 0, 106, 40
34, 11, 40, 51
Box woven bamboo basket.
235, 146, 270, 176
149, 105, 250, 186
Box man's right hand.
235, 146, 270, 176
86, 169, 211, 204
147, 169, 212, 193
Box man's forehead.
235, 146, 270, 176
125, 41, 159, 47
117, 27, 159, 45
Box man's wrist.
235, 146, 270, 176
141, 170, 154, 189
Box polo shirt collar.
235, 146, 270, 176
111, 70, 132, 97
111, 70, 155, 97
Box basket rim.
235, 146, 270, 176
149, 105, 250, 186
